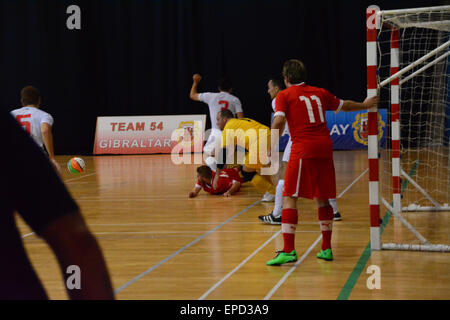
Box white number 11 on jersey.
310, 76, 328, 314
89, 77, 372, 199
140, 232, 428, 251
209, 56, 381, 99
299, 95, 324, 123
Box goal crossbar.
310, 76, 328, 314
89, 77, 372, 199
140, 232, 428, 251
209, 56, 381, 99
379, 5, 450, 16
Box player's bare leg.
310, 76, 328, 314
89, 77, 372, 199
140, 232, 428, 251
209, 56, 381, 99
266, 196, 298, 266
316, 198, 334, 261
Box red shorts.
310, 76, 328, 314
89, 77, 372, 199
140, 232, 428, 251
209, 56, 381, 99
283, 156, 336, 199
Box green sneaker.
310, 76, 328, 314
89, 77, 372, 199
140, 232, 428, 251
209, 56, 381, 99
317, 249, 333, 261
266, 250, 298, 266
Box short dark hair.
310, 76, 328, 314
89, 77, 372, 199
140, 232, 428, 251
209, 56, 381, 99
218, 77, 232, 91
269, 77, 285, 90
21, 86, 41, 106
197, 165, 212, 179
219, 109, 235, 119
282, 59, 307, 84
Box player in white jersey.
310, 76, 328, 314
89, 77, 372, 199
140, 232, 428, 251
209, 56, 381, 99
10, 86, 61, 174
190, 74, 244, 162
258, 78, 342, 224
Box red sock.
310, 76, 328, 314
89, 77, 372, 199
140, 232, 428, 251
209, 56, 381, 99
281, 208, 298, 253
318, 205, 334, 250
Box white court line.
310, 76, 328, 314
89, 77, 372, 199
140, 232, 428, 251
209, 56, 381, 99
114, 200, 261, 294
22, 232, 35, 238
93, 230, 317, 235
65, 172, 96, 183
21, 230, 317, 239
199, 230, 283, 300
85, 221, 321, 226
77, 197, 261, 202
337, 168, 368, 199
16, 221, 321, 229
264, 235, 322, 300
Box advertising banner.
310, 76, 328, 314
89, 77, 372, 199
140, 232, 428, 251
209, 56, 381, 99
93, 114, 206, 154
325, 109, 387, 150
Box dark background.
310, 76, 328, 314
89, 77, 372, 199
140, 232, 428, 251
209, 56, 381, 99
0, 0, 445, 154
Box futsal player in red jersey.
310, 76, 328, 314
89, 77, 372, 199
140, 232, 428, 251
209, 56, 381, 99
189, 165, 243, 198
267, 59, 378, 265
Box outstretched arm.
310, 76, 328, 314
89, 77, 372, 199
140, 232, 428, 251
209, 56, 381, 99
223, 181, 241, 197
189, 185, 202, 198
340, 95, 379, 112
190, 74, 202, 101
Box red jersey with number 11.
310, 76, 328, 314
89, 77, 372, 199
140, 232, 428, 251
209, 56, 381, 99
275, 83, 343, 159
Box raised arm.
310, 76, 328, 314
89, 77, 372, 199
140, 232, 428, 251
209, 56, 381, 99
190, 74, 202, 101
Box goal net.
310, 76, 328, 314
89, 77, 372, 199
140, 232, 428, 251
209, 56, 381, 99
366, 5, 450, 252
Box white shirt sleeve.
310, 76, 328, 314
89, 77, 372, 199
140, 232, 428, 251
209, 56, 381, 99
197, 92, 214, 105
271, 98, 276, 112
235, 98, 243, 113
41, 112, 54, 126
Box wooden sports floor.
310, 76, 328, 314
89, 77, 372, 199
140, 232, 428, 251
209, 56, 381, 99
16, 151, 450, 300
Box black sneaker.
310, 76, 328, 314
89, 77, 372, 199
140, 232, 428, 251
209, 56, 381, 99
333, 212, 342, 221
258, 212, 281, 225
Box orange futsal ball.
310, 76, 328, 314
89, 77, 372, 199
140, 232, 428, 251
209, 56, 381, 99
67, 157, 86, 175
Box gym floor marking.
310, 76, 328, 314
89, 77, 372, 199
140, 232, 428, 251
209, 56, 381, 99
264, 235, 323, 300
65, 172, 96, 183
198, 230, 283, 300
114, 200, 262, 294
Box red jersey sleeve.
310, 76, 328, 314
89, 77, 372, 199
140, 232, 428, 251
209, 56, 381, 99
321, 88, 343, 112
274, 90, 288, 117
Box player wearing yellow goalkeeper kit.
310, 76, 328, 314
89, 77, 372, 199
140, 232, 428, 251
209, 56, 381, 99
213, 109, 276, 195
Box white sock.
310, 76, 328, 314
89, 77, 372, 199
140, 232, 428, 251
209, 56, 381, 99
273, 180, 284, 218
329, 198, 338, 214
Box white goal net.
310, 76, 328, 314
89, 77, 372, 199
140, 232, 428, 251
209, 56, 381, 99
373, 5, 450, 251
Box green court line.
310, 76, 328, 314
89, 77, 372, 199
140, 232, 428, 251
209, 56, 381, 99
337, 161, 419, 300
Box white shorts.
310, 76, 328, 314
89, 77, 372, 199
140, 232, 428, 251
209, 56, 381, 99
203, 128, 222, 156
282, 137, 292, 163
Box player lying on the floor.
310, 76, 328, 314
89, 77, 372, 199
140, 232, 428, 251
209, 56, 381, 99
188, 165, 243, 198
214, 110, 276, 197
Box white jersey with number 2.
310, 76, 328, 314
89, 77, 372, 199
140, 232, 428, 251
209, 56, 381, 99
198, 92, 243, 129
10, 106, 54, 150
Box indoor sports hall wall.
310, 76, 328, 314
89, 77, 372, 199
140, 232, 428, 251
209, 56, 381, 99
0, 0, 444, 154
